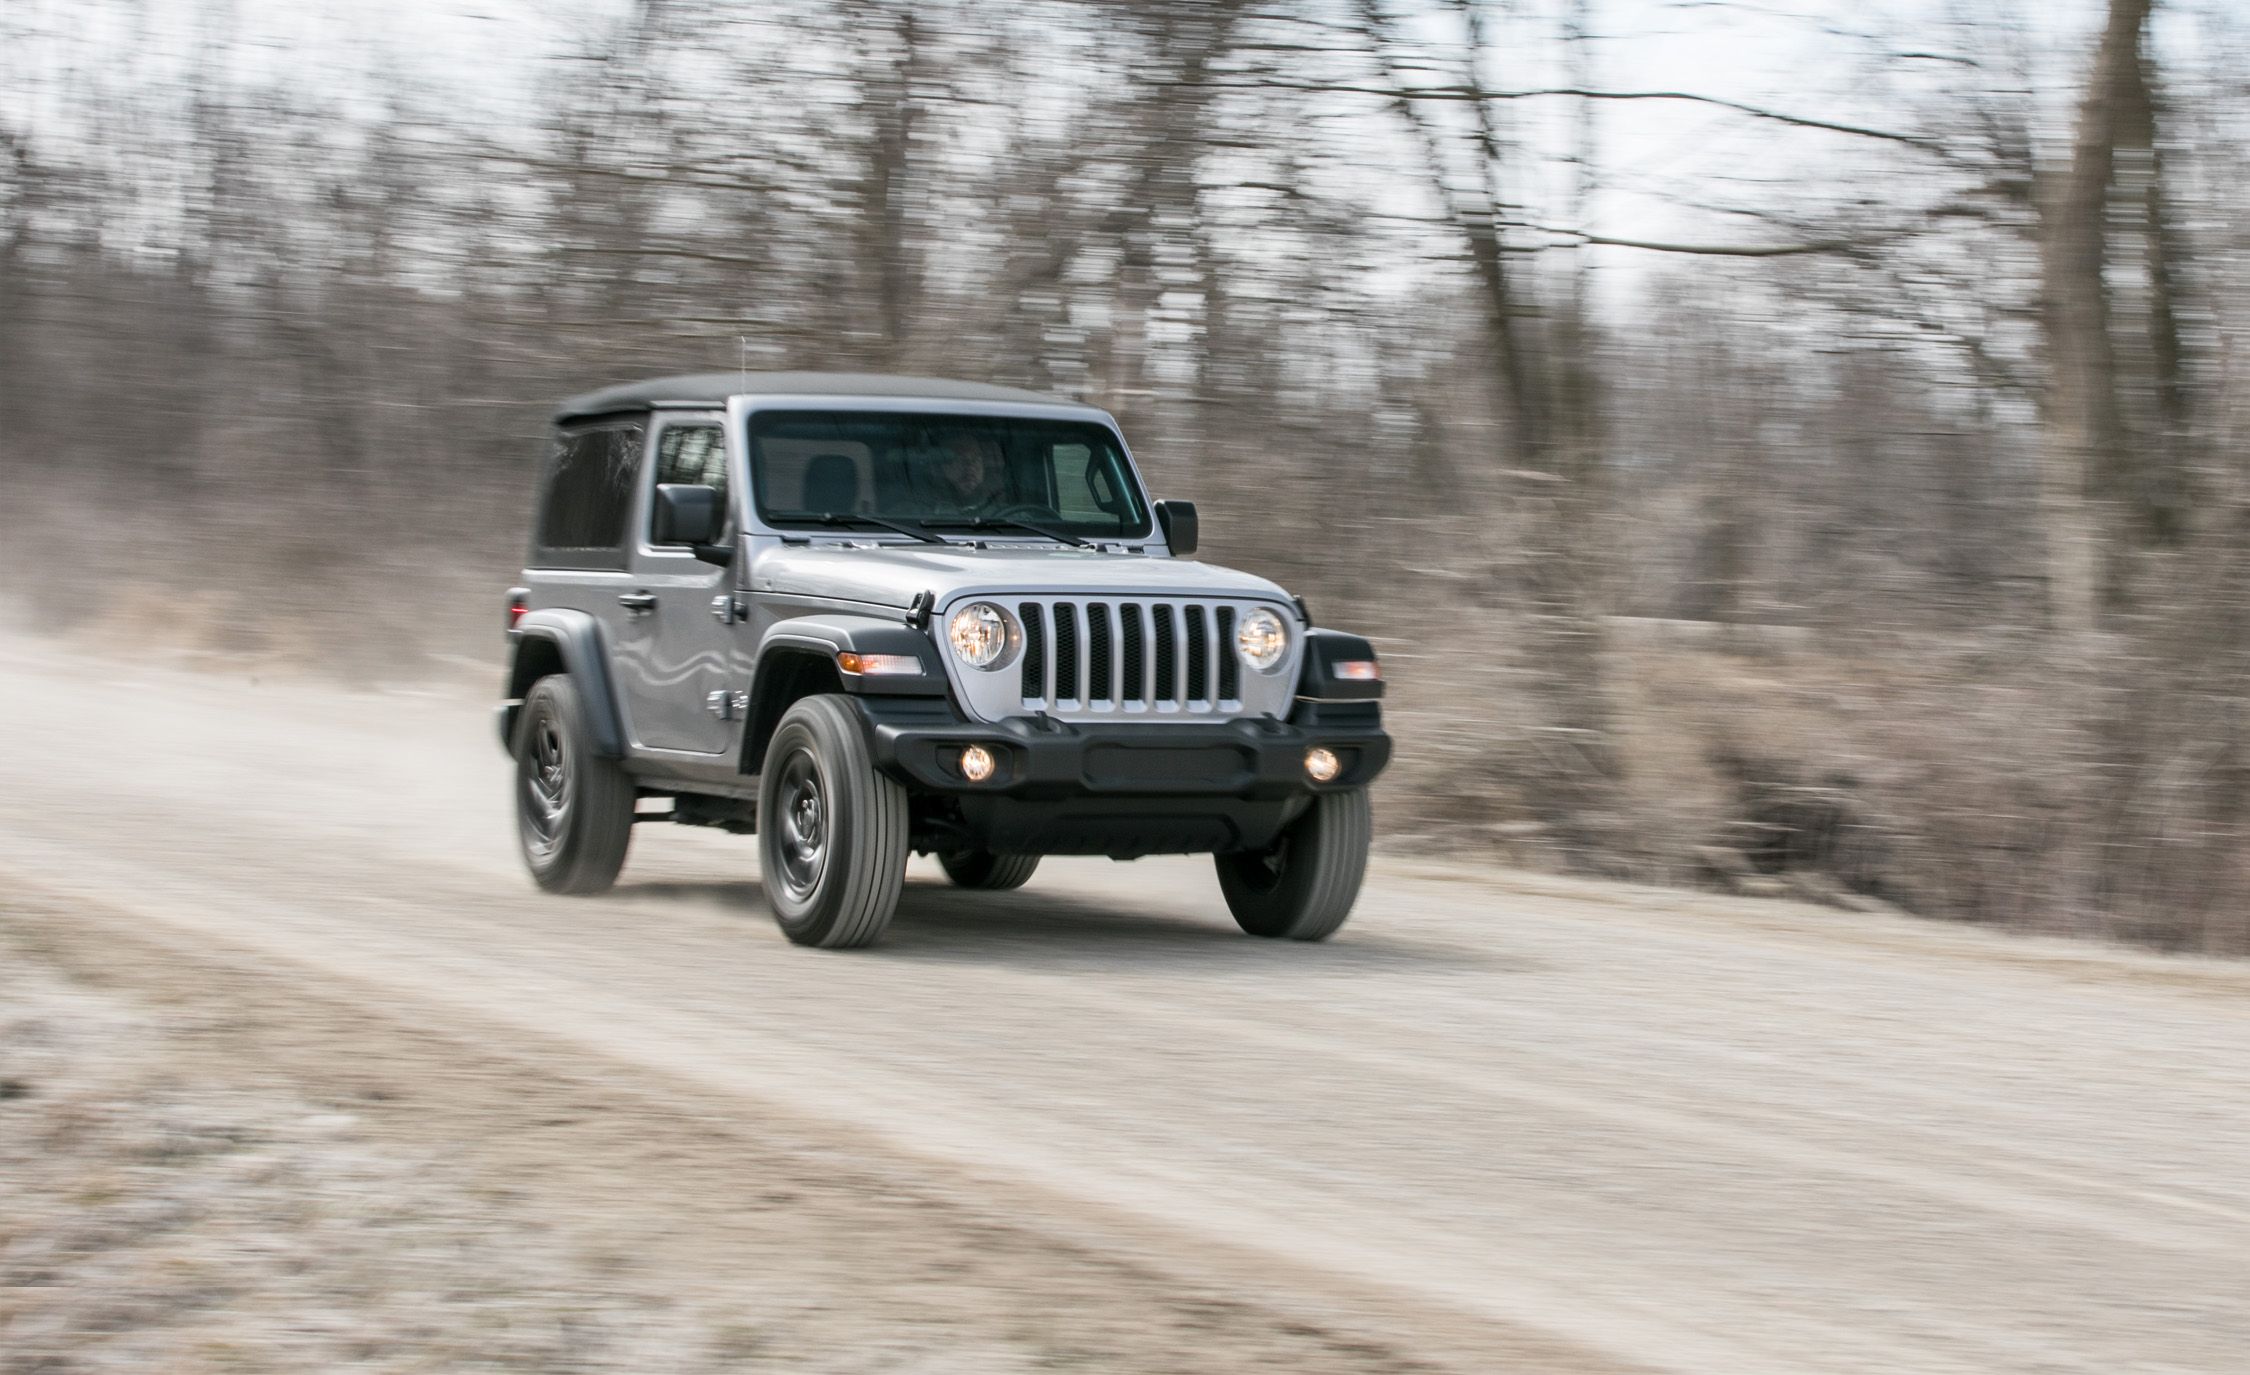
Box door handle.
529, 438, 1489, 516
618, 592, 657, 614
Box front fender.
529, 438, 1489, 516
752, 612, 949, 698
1294, 628, 1385, 703
500, 609, 627, 758
738, 612, 949, 776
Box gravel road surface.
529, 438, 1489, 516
4, 635, 2249, 1373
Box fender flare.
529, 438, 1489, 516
501, 609, 628, 758
741, 613, 950, 776
1294, 627, 1385, 703
749, 612, 949, 699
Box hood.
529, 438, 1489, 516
749, 541, 1292, 610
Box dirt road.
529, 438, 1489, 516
5, 634, 2250, 1374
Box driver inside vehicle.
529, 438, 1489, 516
916, 431, 1009, 518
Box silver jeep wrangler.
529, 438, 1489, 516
501, 373, 1390, 947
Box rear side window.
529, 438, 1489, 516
652, 424, 728, 508
534, 423, 643, 568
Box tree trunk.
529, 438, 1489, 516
2119, 47, 2191, 546
1358, 0, 1621, 856
863, 7, 921, 365
2038, 0, 2152, 633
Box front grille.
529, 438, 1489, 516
1152, 604, 1176, 702
1215, 605, 1239, 701
1008, 597, 1260, 718
1052, 602, 1080, 701
1183, 605, 1209, 707
1018, 602, 1046, 700
1086, 603, 1113, 701
1119, 603, 1145, 702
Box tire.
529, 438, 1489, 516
757, 694, 910, 948
1215, 789, 1372, 941
938, 849, 1040, 891
514, 675, 636, 895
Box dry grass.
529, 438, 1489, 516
1381, 608, 2250, 956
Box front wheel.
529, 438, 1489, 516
938, 849, 1040, 890
1215, 790, 1372, 941
757, 695, 909, 948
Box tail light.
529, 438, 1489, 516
507, 588, 530, 631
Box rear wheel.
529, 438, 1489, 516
757, 694, 909, 948
938, 849, 1040, 891
514, 676, 635, 895
1215, 790, 1371, 941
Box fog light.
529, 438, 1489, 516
960, 745, 997, 783
1304, 746, 1341, 783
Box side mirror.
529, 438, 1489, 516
654, 482, 723, 542
1153, 499, 1199, 557
653, 484, 732, 567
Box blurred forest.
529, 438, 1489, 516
4, 0, 2248, 951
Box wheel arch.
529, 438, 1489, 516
741, 614, 948, 776
500, 609, 627, 758
741, 645, 848, 776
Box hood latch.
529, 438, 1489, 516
904, 590, 935, 630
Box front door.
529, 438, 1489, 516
616, 415, 741, 755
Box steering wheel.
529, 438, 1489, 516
985, 502, 1060, 521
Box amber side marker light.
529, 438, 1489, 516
835, 650, 922, 676
960, 745, 997, 783
1305, 747, 1341, 783
1333, 660, 1381, 681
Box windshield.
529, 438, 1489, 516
749, 410, 1151, 540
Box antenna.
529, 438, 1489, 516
739, 335, 749, 392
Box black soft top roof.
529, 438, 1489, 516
554, 371, 1096, 425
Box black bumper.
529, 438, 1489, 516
853, 697, 1390, 857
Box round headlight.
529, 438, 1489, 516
947, 602, 1014, 670
1236, 607, 1288, 673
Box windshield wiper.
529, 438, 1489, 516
919, 515, 1089, 548
770, 511, 950, 545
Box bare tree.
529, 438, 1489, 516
2038, 0, 2153, 633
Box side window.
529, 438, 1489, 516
1050, 443, 1116, 522
651, 424, 729, 542
534, 423, 643, 569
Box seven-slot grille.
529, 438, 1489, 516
1015, 600, 1249, 714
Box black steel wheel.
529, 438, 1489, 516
513, 675, 635, 895
769, 749, 830, 902
756, 694, 909, 948
937, 849, 1041, 891
1215, 789, 1372, 941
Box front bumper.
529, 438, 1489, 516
858, 699, 1390, 799
853, 697, 1390, 857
